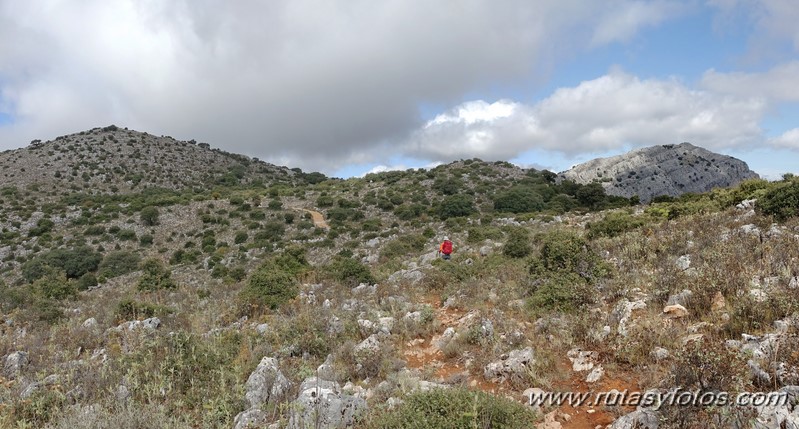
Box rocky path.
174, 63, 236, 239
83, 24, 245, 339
401, 295, 639, 429
288, 207, 330, 229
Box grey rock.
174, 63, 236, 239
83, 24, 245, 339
651, 347, 670, 361
749, 359, 772, 385
20, 382, 40, 399
610, 409, 659, 429
256, 323, 270, 335
142, 317, 161, 330
559, 142, 758, 203
4, 351, 28, 379
327, 316, 344, 335
317, 354, 336, 381
116, 384, 130, 403
244, 357, 292, 408
484, 347, 535, 382
82, 318, 98, 329
737, 199, 757, 209
233, 408, 267, 429
353, 335, 381, 363
667, 289, 693, 307
675, 255, 691, 271
434, 327, 457, 350
352, 283, 376, 295
479, 245, 492, 256
741, 224, 761, 236
288, 377, 367, 429
611, 299, 647, 336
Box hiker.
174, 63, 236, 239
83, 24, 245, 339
438, 237, 453, 260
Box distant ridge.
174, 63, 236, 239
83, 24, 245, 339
558, 143, 759, 202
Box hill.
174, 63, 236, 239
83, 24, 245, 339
559, 142, 759, 202
1, 127, 799, 429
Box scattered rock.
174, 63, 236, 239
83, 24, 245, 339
586, 365, 604, 383
663, 304, 689, 319
479, 246, 492, 256
667, 289, 693, 307
244, 357, 292, 409
740, 224, 761, 236
82, 318, 98, 329
4, 351, 28, 379
287, 377, 367, 429
610, 408, 659, 429
233, 408, 267, 429
317, 354, 336, 381
676, 255, 691, 271
256, 323, 270, 335
353, 335, 381, 365
611, 299, 647, 336
567, 348, 598, 372
484, 347, 535, 382
651, 347, 670, 361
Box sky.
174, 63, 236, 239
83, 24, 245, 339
0, 1, 798, 180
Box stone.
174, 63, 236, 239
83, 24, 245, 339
116, 384, 130, 403
567, 348, 598, 372
4, 351, 28, 379
353, 335, 381, 364
586, 365, 604, 383
233, 408, 267, 429
740, 224, 761, 236
479, 246, 492, 256
484, 347, 535, 382
663, 304, 688, 319
244, 357, 292, 409
327, 316, 344, 335
287, 377, 366, 429
256, 323, 269, 335
667, 289, 693, 307
317, 354, 336, 381
611, 299, 647, 336
651, 347, 670, 361
82, 318, 98, 329
675, 255, 691, 271
610, 409, 659, 429
142, 317, 161, 330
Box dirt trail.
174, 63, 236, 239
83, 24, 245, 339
291, 207, 329, 229
401, 296, 639, 429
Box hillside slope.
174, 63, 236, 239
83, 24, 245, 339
559, 142, 759, 202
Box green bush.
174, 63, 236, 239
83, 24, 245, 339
33, 270, 77, 300
137, 258, 176, 291
327, 257, 376, 286
117, 229, 137, 241
527, 230, 609, 314
362, 387, 537, 429
116, 298, 173, 320
99, 250, 141, 279
586, 211, 647, 239
758, 179, 799, 221
493, 186, 545, 213
503, 227, 532, 258
234, 231, 248, 244
241, 262, 298, 311
437, 195, 475, 220
22, 246, 102, 282
139, 206, 160, 226
381, 234, 427, 259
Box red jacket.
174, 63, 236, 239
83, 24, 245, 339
440, 240, 453, 255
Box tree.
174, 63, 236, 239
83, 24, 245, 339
493, 187, 545, 213
437, 195, 476, 219
140, 206, 160, 226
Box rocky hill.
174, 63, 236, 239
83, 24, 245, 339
559, 143, 759, 202
0, 125, 299, 198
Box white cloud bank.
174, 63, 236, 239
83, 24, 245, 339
402, 71, 767, 163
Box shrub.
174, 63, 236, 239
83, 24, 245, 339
76, 272, 98, 290
240, 262, 298, 311
33, 270, 76, 300
139, 206, 159, 226
758, 179, 799, 221
586, 211, 647, 239
22, 246, 102, 282
234, 231, 248, 244
327, 257, 376, 286
437, 194, 475, 219
493, 187, 545, 213
117, 229, 137, 241
99, 250, 141, 279
115, 298, 173, 320
362, 387, 537, 429
527, 230, 609, 314
28, 218, 54, 237
381, 235, 427, 259
137, 258, 176, 291
503, 227, 532, 258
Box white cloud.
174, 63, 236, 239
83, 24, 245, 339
590, 0, 688, 46
708, 0, 799, 52
702, 61, 799, 101
0, 0, 687, 173
768, 128, 799, 149
402, 71, 767, 162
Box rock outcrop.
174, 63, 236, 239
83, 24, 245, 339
559, 142, 758, 202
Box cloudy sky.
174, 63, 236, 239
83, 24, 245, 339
1, 1, 797, 179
